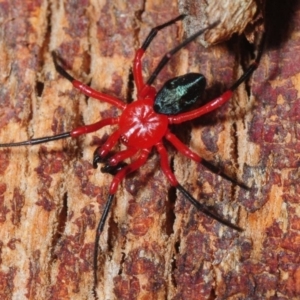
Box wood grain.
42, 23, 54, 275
0, 0, 299, 299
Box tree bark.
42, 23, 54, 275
0, 0, 299, 299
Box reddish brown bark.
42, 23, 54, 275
0, 0, 299, 299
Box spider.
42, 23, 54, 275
0, 15, 263, 292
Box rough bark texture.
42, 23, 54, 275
0, 0, 299, 300
178, 0, 264, 45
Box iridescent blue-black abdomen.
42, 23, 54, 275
154, 73, 206, 115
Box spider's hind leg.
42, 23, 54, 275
165, 130, 249, 189
156, 141, 242, 231
200, 159, 250, 190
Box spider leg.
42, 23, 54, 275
0, 132, 71, 147
165, 130, 201, 162
133, 15, 185, 91
169, 34, 265, 124
146, 21, 219, 86
71, 117, 119, 137
133, 15, 218, 95
229, 33, 265, 91
155, 142, 242, 231
176, 185, 243, 232
92, 193, 114, 298
52, 52, 126, 110
107, 148, 138, 166
93, 148, 150, 289
199, 159, 250, 190
98, 148, 138, 175
93, 130, 122, 168
0, 118, 119, 148
165, 130, 249, 189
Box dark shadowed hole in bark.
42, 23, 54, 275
170, 239, 180, 288
165, 185, 176, 236
35, 0, 51, 99
107, 205, 119, 254
265, 0, 299, 48
118, 252, 126, 276
81, 50, 92, 105
36, 81, 44, 97
235, 35, 257, 98
50, 192, 68, 261
208, 287, 216, 300
168, 158, 179, 289
82, 50, 91, 77
165, 156, 178, 237
126, 70, 134, 104
230, 120, 238, 201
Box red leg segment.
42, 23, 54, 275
155, 142, 178, 186
168, 38, 264, 125
165, 130, 202, 163
155, 142, 243, 232
133, 15, 187, 96
169, 90, 233, 124
165, 130, 249, 188
133, 50, 157, 100
108, 148, 138, 166
109, 148, 150, 194
133, 48, 145, 93
72, 80, 126, 110
53, 53, 126, 110
70, 117, 119, 138
97, 130, 121, 158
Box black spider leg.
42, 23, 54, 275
52, 52, 75, 81
165, 131, 250, 190
92, 148, 150, 296
93, 148, 128, 175
177, 185, 243, 231
92, 194, 115, 297
0, 132, 71, 147
144, 17, 220, 85
141, 14, 186, 51
200, 159, 250, 190
200, 32, 266, 188
230, 33, 265, 91
157, 143, 242, 231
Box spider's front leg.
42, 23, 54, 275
52, 52, 126, 110
133, 15, 186, 93
93, 148, 150, 289
93, 147, 138, 175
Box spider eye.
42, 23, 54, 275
154, 73, 206, 115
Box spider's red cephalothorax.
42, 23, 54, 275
0, 15, 264, 294
118, 98, 169, 148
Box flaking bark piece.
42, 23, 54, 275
179, 0, 264, 45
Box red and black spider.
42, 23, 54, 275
0, 15, 264, 292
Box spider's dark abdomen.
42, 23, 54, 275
154, 73, 206, 115
119, 99, 168, 149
